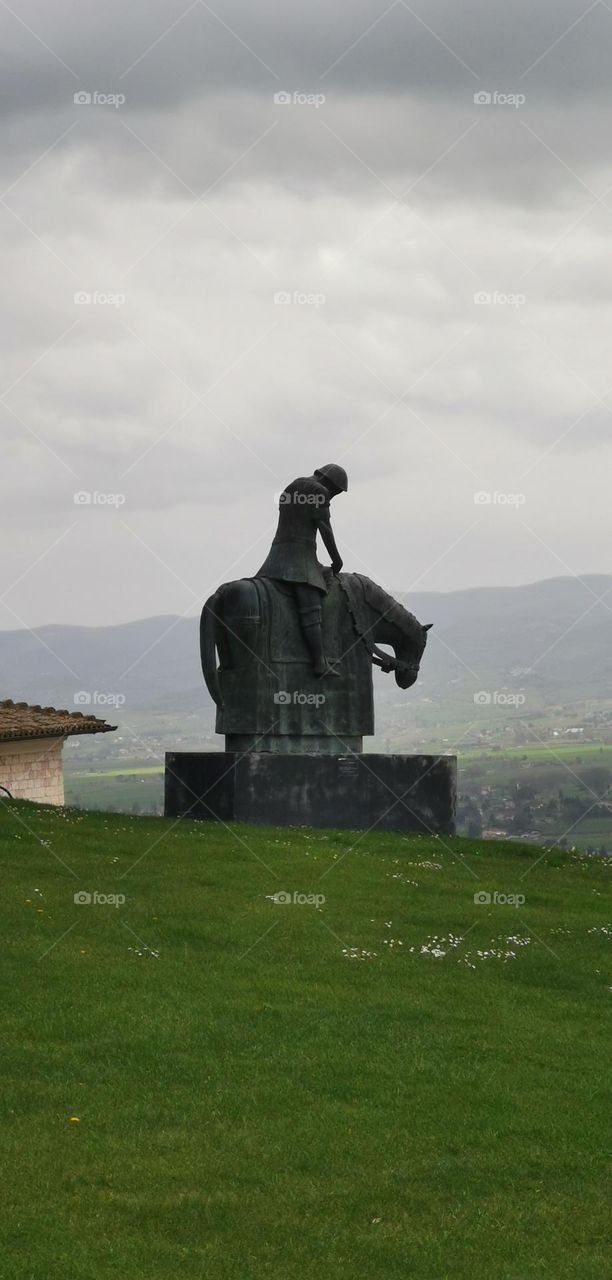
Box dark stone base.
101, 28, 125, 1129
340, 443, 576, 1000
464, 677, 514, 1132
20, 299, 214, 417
164, 751, 456, 835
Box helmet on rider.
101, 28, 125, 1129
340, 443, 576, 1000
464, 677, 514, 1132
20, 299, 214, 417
314, 463, 348, 495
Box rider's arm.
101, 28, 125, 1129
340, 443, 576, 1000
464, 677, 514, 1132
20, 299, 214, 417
319, 518, 343, 572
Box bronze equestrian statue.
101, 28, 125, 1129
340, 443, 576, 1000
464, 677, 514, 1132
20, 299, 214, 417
166, 466, 456, 834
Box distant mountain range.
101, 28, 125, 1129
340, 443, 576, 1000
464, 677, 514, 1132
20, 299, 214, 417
2, 575, 612, 753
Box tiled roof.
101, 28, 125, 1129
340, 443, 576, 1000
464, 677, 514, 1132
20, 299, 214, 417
0, 699, 117, 742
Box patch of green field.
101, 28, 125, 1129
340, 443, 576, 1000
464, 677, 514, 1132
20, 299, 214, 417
70, 767, 165, 778
1, 800, 610, 1279
65, 771, 163, 815
569, 818, 612, 834
544, 819, 612, 852
462, 742, 612, 764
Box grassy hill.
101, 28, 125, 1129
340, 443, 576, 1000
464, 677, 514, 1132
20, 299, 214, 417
1, 800, 610, 1279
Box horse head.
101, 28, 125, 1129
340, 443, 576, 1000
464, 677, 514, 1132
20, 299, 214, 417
350, 575, 432, 690
392, 620, 432, 688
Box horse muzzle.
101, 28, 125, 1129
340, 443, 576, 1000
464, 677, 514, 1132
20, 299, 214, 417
394, 661, 419, 689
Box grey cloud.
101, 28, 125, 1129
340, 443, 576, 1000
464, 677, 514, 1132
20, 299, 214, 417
3, 0, 612, 110
1, 0, 610, 627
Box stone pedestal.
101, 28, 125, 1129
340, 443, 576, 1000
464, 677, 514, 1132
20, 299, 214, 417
164, 750, 456, 835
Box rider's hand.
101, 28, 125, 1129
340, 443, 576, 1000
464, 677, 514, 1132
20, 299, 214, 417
332, 556, 343, 574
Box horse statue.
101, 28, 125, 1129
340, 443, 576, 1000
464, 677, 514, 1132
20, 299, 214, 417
200, 572, 431, 754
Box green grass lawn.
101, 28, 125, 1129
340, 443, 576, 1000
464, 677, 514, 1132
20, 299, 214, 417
1, 799, 610, 1280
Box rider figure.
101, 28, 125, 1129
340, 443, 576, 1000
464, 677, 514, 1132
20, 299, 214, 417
256, 464, 348, 678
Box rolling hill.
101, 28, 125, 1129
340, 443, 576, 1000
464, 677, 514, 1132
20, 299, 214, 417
1, 575, 611, 756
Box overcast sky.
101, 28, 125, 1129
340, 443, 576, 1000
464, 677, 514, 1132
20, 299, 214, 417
1, 0, 611, 629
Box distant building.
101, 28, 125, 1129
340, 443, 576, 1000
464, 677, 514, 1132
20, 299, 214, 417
0, 699, 116, 806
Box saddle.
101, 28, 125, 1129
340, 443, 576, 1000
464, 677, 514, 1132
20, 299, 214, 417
256, 575, 344, 665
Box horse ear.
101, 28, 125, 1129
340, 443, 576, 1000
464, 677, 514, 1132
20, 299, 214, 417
422, 622, 433, 632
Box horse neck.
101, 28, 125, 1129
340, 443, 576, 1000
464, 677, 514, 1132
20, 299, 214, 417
374, 613, 402, 644
355, 576, 421, 649
357, 578, 401, 628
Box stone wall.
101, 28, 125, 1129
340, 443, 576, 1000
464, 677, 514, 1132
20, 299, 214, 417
0, 736, 65, 805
